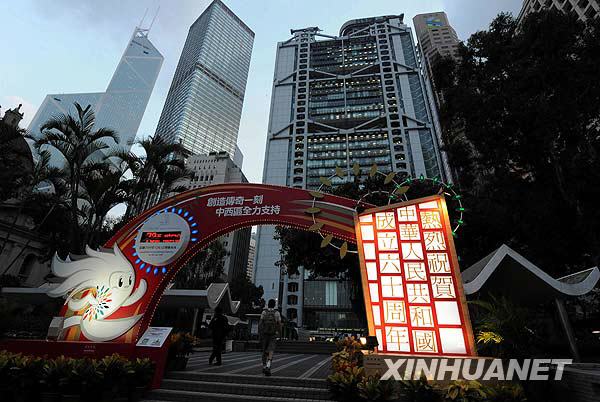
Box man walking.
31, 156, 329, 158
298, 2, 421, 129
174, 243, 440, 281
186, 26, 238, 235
259, 299, 281, 376
208, 306, 229, 365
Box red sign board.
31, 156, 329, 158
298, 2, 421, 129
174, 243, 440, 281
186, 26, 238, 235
355, 195, 476, 356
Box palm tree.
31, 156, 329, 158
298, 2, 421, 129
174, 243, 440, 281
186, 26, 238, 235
34, 102, 118, 253
117, 135, 189, 218
80, 162, 131, 247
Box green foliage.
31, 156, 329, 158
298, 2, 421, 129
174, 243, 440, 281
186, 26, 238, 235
0, 351, 154, 400
229, 274, 264, 316
168, 332, 197, 359
173, 240, 228, 288
434, 10, 600, 273
483, 382, 527, 402
397, 374, 441, 402
469, 295, 538, 358
358, 377, 396, 402
444, 380, 486, 402
327, 366, 366, 402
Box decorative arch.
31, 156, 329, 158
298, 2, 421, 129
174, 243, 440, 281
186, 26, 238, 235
55, 183, 372, 343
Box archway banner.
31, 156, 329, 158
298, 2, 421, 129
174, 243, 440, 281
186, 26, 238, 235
355, 195, 476, 356
52, 183, 369, 343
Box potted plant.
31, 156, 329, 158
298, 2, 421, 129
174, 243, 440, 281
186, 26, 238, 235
99, 354, 128, 402
126, 358, 155, 402
57, 357, 80, 402
40, 357, 71, 402
0, 351, 15, 397
167, 333, 194, 371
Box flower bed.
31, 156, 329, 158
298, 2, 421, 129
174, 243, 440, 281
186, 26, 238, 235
326, 338, 527, 402
0, 351, 154, 402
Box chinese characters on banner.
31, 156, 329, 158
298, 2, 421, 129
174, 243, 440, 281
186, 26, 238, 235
355, 196, 476, 356
205, 194, 281, 217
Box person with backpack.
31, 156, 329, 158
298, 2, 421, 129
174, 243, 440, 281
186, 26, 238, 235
259, 299, 282, 376
208, 306, 230, 365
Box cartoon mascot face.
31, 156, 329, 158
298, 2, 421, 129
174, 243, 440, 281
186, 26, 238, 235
47, 244, 147, 342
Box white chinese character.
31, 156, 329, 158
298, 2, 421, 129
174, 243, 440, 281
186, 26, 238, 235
406, 283, 430, 303
381, 276, 403, 298
271, 205, 281, 215
376, 212, 396, 230
242, 206, 252, 215
224, 208, 234, 216
379, 253, 401, 273
233, 207, 243, 216
253, 195, 264, 205
377, 232, 398, 251
413, 330, 437, 353
235, 196, 245, 205
404, 262, 427, 281
401, 242, 424, 260
226, 196, 236, 206
261, 206, 272, 215
427, 253, 451, 273
383, 300, 406, 324
217, 197, 227, 206
410, 306, 434, 327
215, 208, 225, 217
386, 327, 410, 352
397, 205, 417, 222
431, 276, 455, 298
252, 206, 262, 215
207, 198, 216, 207
420, 211, 442, 229
399, 224, 420, 240
424, 231, 446, 251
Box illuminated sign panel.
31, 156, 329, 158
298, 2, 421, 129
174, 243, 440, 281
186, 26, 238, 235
140, 231, 182, 243
355, 196, 476, 356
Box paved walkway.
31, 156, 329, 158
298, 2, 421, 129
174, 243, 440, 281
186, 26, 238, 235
186, 351, 332, 379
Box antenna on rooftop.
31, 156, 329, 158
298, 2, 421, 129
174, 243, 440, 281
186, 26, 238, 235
149, 6, 160, 32
139, 8, 149, 28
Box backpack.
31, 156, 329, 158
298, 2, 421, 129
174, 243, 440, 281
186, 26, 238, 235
261, 310, 278, 336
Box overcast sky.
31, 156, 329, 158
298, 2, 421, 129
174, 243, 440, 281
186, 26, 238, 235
1, 0, 522, 183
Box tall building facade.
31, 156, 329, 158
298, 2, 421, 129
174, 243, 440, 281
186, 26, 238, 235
155, 0, 254, 160
254, 14, 447, 328
184, 151, 251, 282
29, 27, 163, 163
246, 234, 256, 282
518, 0, 599, 22
412, 12, 460, 80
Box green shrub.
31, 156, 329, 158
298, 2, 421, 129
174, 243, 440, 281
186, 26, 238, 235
483, 382, 527, 402
444, 380, 486, 402
397, 374, 442, 402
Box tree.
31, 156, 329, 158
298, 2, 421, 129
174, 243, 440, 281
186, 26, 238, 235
173, 240, 228, 289
34, 103, 119, 253
229, 275, 264, 317
433, 11, 600, 275
116, 136, 189, 219
0, 121, 33, 201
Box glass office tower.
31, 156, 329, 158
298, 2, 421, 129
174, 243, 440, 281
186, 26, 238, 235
154, 0, 254, 161
254, 14, 448, 328
28, 27, 163, 164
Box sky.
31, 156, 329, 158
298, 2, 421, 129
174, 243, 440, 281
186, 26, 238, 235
1, 0, 522, 184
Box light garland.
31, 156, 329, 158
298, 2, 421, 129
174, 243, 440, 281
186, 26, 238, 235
307, 164, 466, 258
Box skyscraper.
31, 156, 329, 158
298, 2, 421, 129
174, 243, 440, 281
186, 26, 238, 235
29, 27, 163, 163
412, 12, 460, 81
254, 14, 448, 327
154, 0, 254, 161
184, 151, 251, 282
518, 0, 599, 23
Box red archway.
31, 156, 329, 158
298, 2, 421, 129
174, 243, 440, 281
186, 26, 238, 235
57, 183, 373, 343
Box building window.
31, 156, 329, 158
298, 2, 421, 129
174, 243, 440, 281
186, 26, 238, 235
288, 282, 299, 292
288, 295, 298, 305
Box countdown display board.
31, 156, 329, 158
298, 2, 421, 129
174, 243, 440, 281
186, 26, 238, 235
355, 195, 476, 356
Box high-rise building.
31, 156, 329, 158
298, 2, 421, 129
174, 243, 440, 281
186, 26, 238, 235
184, 151, 251, 282
412, 12, 460, 81
518, 0, 599, 23
155, 0, 254, 161
254, 14, 447, 328
247, 234, 256, 282
28, 27, 163, 164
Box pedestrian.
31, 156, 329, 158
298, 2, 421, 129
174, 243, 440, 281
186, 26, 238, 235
208, 306, 229, 365
259, 299, 281, 376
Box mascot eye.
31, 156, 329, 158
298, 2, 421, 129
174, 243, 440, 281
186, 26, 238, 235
118, 278, 124, 287
129, 276, 133, 286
